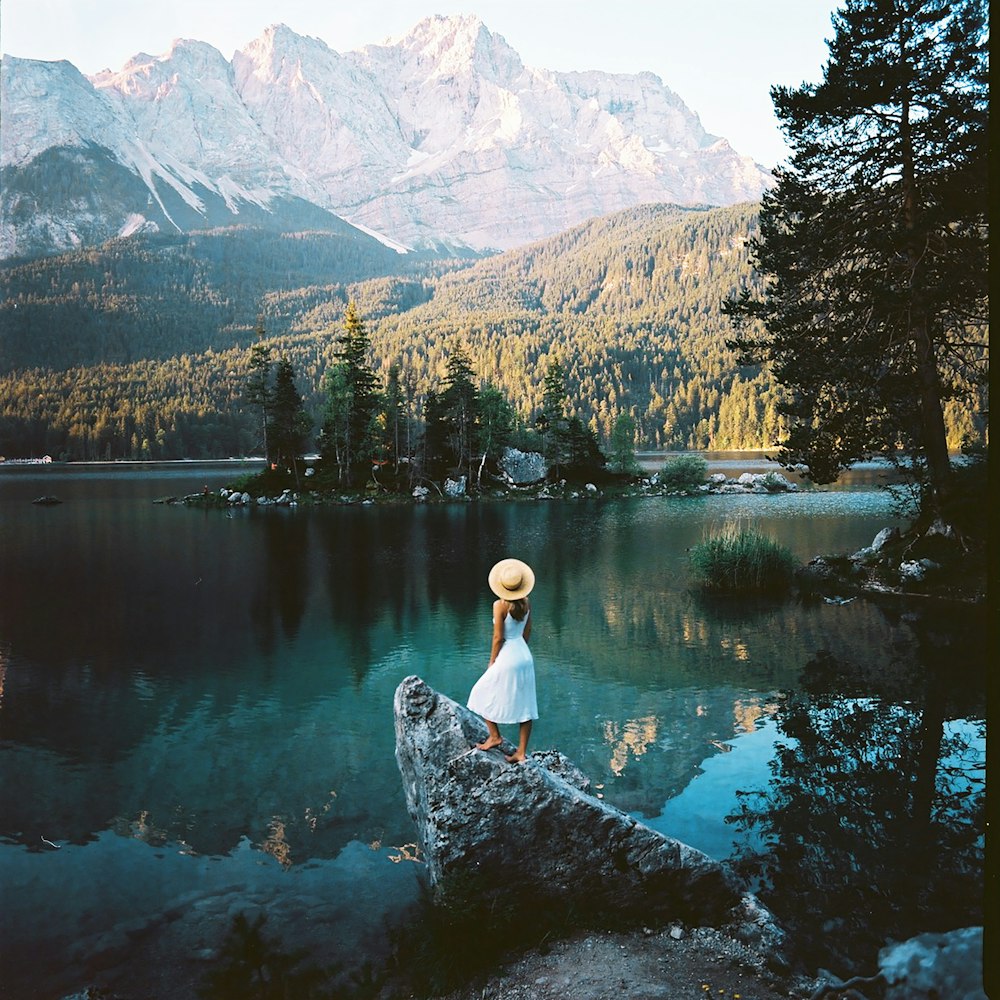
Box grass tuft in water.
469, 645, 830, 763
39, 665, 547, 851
689, 522, 798, 594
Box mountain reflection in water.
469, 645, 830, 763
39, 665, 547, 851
0, 464, 986, 997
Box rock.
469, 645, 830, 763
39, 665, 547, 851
871, 526, 900, 552
709, 473, 728, 485
899, 559, 936, 583
879, 926, 985, 999
500, 447, 547, 485
444, 476, 466, 497
393, 676, 784, 948
904, 518, 963, 563
585, 483, 598, 493
31, 495, 63, 505
412, 485, 430, 501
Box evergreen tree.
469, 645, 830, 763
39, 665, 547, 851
321, 302, 379, 484
383, 362, 404, 471
724, 0, 988, 517
539, 359, 570, 475
476, 382, 515, 487
438, 343, 479, 481
564, 417, 606, 479
269, 357, 311, 480
245, 327, 273, 461
609, 411, 639, 474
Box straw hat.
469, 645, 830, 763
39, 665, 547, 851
488, 558, 535, 600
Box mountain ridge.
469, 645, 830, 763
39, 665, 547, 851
1, 15, 773, 259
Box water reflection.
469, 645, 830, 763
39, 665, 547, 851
0, 470, 986, 997
727, 610, 987, 978
254, 512, 311, 647
603, 715, 660, 776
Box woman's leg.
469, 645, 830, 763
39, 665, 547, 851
475, 720, 503, 750
505, 720, 532, 763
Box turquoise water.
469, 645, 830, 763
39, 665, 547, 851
0, 464, 985, 996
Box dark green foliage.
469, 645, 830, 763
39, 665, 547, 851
475, 382, 515, 484
728, 641, 986, 974
724, 0, 989, 514
608, 412, 639, 474
0, 226, 411, 371
659, 454, 708, 493
269, 357, 311, 476
436, 343, 480, 478
561, 417, 607, 482
0, 200, 985, 462
245, 335, 274, 460
688, 524, 797, 594
321, 303, 380, 485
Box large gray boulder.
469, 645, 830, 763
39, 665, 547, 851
393, 676, 782, 948
500, 446, 547, 485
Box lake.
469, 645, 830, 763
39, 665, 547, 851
0, 461, 986, 998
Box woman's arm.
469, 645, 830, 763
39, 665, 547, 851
488, 600, 506, 665
523, 600, 532, 643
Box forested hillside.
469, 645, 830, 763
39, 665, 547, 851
0, 203, 985, 461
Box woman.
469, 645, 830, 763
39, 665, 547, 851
467, 558, 537, 763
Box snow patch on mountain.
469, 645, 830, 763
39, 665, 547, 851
1, 15, 772, 259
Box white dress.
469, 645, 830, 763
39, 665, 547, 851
467, 608, 537, 724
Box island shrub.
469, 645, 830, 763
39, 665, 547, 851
659, 454, 708, 493
689, 522, 797, 594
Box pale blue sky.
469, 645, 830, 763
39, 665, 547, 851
0, 0, 837, 167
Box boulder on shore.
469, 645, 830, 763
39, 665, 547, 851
393, 676, 783, 950
500, 446, 547, 485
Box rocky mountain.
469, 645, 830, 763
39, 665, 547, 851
0, 15, 772, 260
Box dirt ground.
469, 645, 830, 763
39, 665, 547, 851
435, 925, 823, 1000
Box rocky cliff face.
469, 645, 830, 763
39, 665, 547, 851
393, 675, 783, 948
1, 15, 772, 259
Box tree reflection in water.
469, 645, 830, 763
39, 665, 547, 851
727, 606, 986, 979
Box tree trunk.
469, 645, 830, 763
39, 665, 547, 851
898, 17, 950, 516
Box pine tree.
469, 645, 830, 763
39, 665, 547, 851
269, 357, 310, 481
476, 382, 515, 487
321, 303, 379, 484
539, 359, 570, 475
438, 343, 479, 482
245, 326, 273, 462
724, 0, 988, 517
609, 411, 638, 474
383, 362, 404, 471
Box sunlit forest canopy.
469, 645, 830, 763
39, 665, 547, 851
0, 202, 985, 461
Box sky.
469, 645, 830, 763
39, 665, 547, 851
0, 0, 838, 168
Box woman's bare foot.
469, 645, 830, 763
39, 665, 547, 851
504, 751, 526, 763
475, 737, 503, 751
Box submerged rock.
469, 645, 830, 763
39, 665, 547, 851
393, 676, 783, 949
